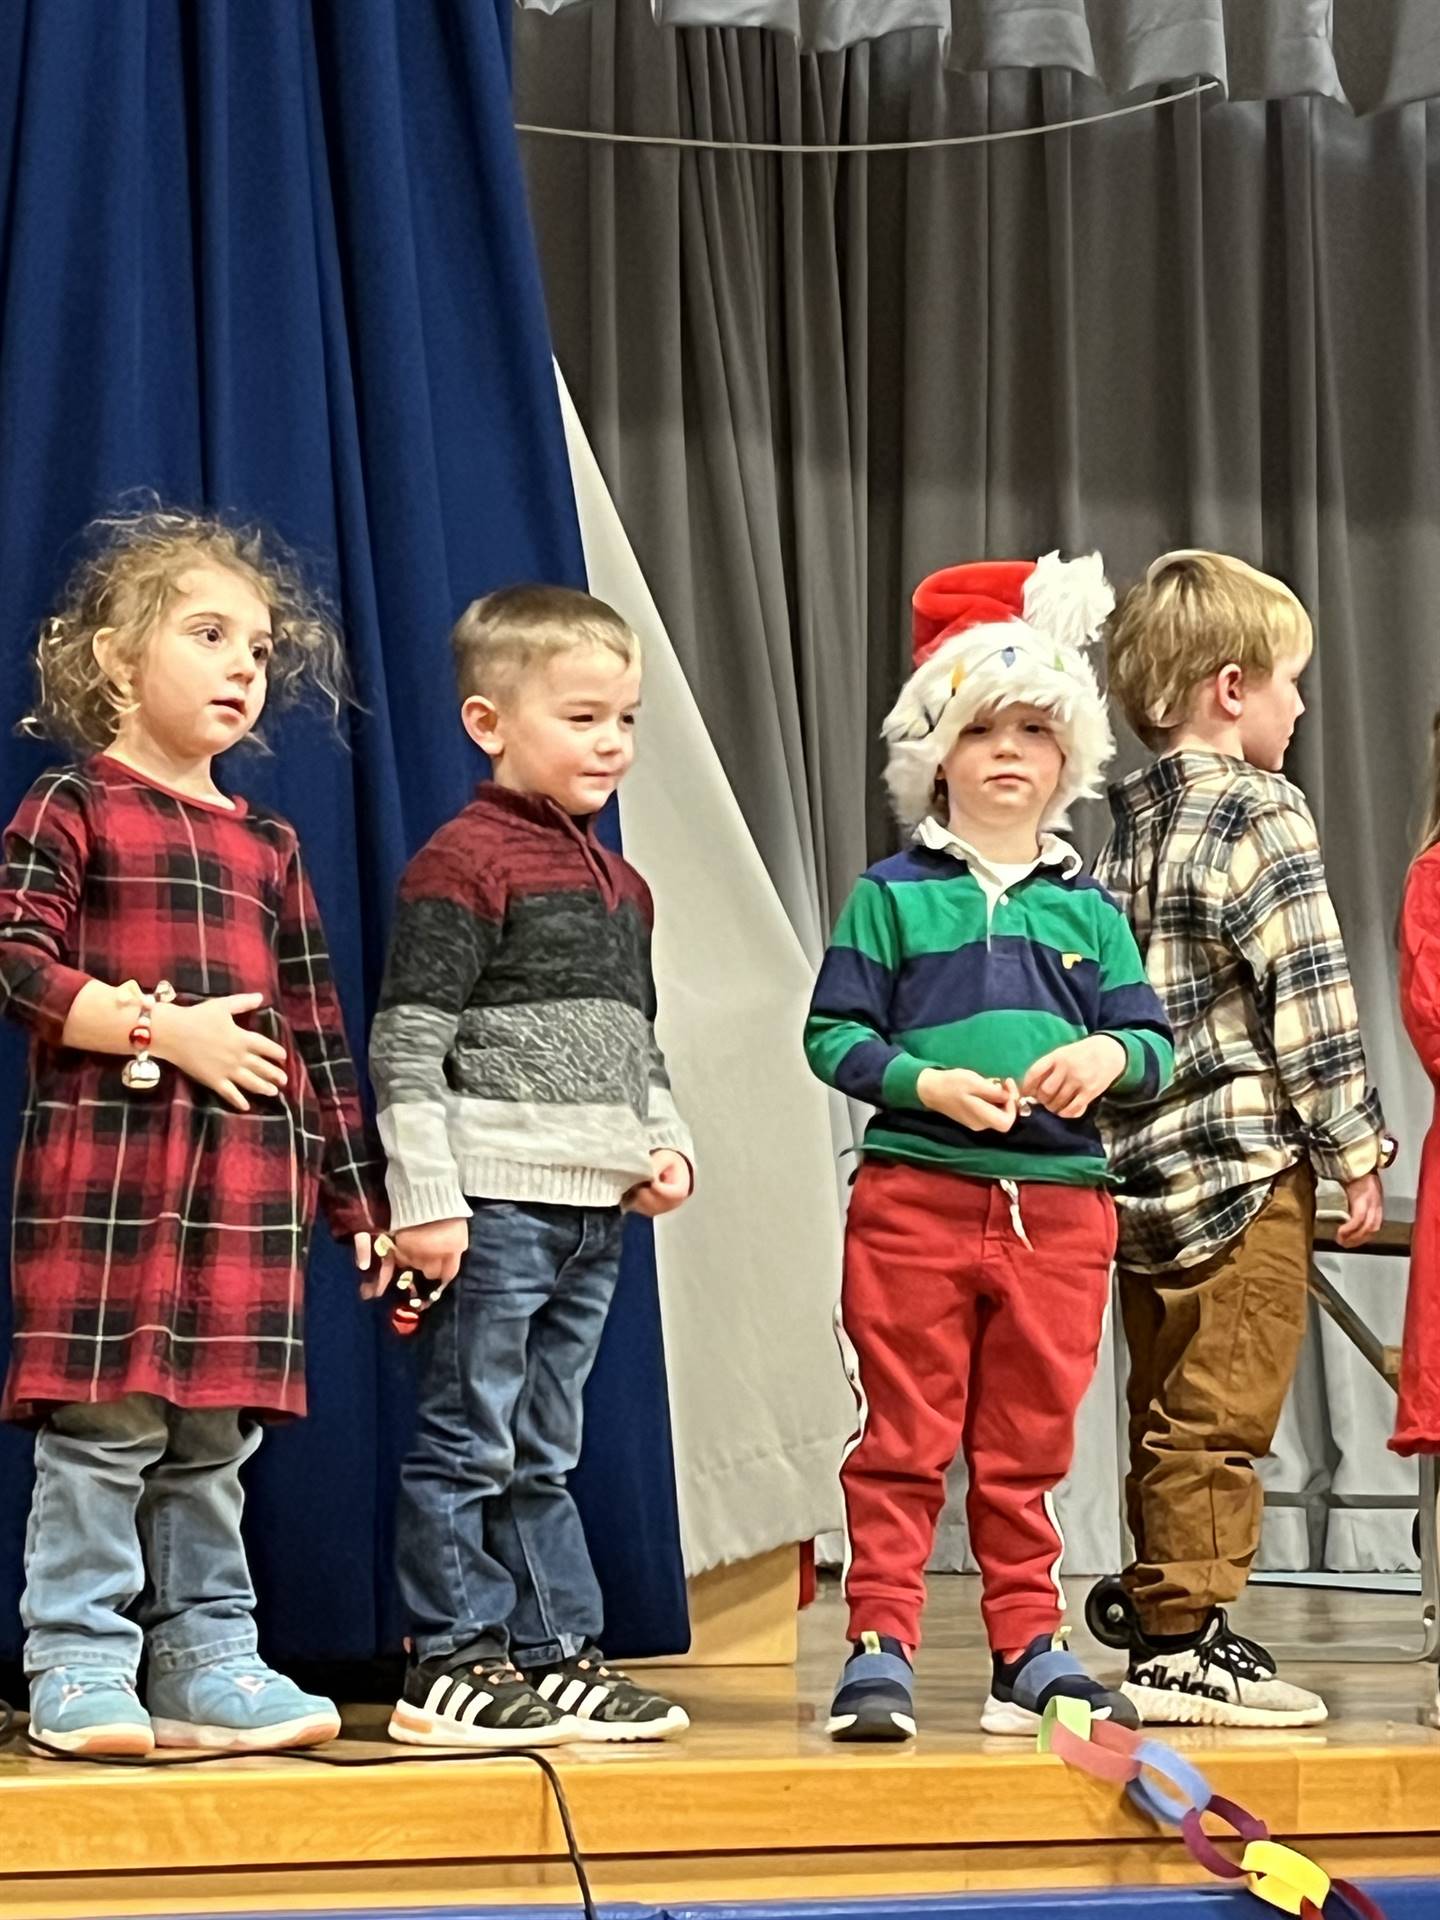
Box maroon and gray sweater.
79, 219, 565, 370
370, 782, 692, 1228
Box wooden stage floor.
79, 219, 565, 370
2, 1576, 1438, 1916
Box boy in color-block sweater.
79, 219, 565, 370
806, 554, 1173, 1744
370, 586, 694, 1751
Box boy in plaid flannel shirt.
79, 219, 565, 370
1097, 550, 1389, 1729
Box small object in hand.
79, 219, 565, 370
389, 1269, 447, 1337
990, 1076, 1033, 1117
121, 980, 176, 1092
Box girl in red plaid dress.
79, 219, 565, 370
0, 507, 391, 1755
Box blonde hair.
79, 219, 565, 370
21, 503, 349, 753
450, 585, 638, 702
1106, 550, 1312, 750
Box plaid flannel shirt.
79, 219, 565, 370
1096, 750, 1385, 1272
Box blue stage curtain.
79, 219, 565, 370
0, 0, 688, 1664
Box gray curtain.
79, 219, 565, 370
514, 9, 1439, 1573
518, 0, 1440, 115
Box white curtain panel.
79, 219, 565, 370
557, 364, 855, 1576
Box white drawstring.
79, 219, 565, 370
999, 1178, 1033, 1250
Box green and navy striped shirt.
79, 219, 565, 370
805, 835, 1174, 1185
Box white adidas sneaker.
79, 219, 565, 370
1121, 1609, 1327, 1729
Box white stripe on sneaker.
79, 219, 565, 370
557, 1678, 589, 1714
575, 1684, 609, 1720
459, 1690, 493, 1725
445, 1681, 473, 1718
536, 1674, 563, 1703
423, 1677, 453, 1714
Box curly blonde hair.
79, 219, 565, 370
21, 503, 350, 753
1106, 550, 1312, 750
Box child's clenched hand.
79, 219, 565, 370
1336, 1169, 1384, 1249
918, 1067, 1019, 1132
391, 1217, 470, 1284
624, 1149, 694, 1218
1021, 1035, 1128, 1120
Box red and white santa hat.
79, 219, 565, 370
882, 550, 1116, 831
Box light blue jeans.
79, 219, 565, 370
395, 1199, 623, 1665
22, 1392, 262, 1677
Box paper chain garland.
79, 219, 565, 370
1038, 1695, 1387, 1919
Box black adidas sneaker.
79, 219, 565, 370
388, 1640, 571, 1748
523, 1645, 690, 1743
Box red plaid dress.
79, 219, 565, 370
0, 756, 386, 1422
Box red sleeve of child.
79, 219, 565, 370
1394, 847, 1440, 1455
1400, 849, 1440, 1081
0, 771, 95, 1045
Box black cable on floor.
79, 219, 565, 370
0, 1695, 597, 1920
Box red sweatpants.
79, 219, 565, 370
838, 1160, 1116, 1653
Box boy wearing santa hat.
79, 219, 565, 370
805, 553, 1173, 1742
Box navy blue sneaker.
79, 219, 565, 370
981, 1628, 1140, 1735
826, 1632, 917, 1742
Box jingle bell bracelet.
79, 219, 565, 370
121, 980, 176, 1091
372, 1236, 448, 1337
389, 1270, 448, 1337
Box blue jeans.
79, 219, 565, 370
22, 1392, 262, 1676
395, 1200, 623, 1665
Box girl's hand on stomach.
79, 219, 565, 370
152, 993, 288, 1111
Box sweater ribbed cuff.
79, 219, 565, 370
645, 1121, 695, 1165
384, 1175, 473, 1234
1100, 1030, 1147, 1096
880, 1052, 930, 1110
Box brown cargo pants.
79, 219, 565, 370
1119, 1162, 1316, 1636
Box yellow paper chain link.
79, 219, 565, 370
1240, 1840, 1331, 1913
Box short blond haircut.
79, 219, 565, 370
22, 504, 347, 753
1106, 550, 1312, 749
450, 585, 638, 702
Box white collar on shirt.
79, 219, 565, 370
915, 813, 1083, 884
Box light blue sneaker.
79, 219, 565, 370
147, 1654, 341, 1752
27, 1665, 154, 1756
